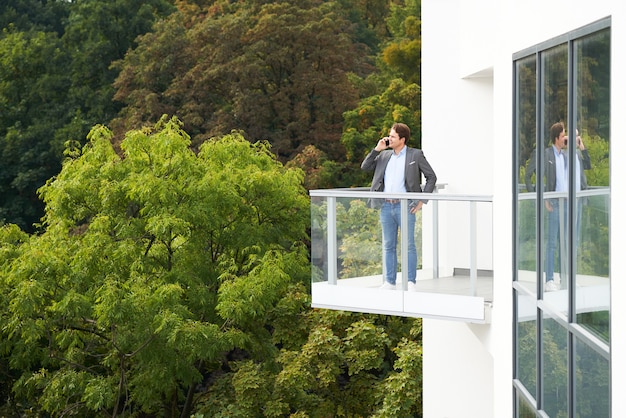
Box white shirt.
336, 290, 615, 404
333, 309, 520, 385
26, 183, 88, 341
553, 145, 583, 192
384, 146, 407, 193
574, 154, 581, 191
553, 145, 567, 193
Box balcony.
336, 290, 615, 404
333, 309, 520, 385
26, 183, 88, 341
310, 186, 494, 323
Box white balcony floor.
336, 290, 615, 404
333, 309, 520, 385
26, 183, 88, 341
311, 271, 609, 324
311, 272, 493, 323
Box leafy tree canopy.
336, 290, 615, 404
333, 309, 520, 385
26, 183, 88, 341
0, 0, 69, 35
0, 29, 71, 230
0, 0, 175, 232
0, 117, 310, 416
112, 0, 371, 162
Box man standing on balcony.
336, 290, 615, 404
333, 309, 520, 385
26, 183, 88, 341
361, 122, 437, 290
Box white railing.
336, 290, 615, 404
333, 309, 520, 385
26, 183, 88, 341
310, 187, 493, 297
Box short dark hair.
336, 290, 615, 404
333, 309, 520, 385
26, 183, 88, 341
549, 122, 564, 144
392, 123, 410, 144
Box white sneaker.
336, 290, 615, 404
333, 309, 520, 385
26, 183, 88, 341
380, 282, 396, 290
407, 282, 417, 292
545, 281, 559, 292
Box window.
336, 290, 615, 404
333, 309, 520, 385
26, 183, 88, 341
513, 19, 610, 418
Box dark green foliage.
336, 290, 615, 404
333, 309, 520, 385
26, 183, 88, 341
0, 29, 71, 231
113, 0, 369, 163
0, 0, 175, 231
0, 0, 69, 35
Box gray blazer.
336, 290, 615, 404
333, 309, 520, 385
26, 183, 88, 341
361, 147, 437, 208
525, 146, 591, 193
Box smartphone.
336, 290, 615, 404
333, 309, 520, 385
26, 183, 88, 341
384, 138, 390, 146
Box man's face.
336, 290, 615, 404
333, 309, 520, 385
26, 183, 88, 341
555, 130, 566, 149
388, 128, 402, 148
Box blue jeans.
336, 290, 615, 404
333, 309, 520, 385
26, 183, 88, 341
380, 202, 417, 284
545, 200, 562, 283
545, 198, 583, 283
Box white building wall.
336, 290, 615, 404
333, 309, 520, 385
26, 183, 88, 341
420, 1, 495, 277
422, 320, 493, 418
422, 0, 624, 417
422, 1, 500, 415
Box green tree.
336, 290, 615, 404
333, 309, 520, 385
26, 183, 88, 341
195, 309, 423, 418
112, 0, 369, 162
383, 0, 421, 85
0, 117, 310, 417
335, 0, 389, 52
342, 78, 421, 162
0, 29, 72, 231
0, 0, 69, 35
0, 0, 175, 232
62, 0, 176, 125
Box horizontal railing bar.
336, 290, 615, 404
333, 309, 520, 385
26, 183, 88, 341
309, 190, 493, 202
517, 187, 610, 200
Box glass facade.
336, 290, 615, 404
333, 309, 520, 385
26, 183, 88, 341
513, 19, 610, 418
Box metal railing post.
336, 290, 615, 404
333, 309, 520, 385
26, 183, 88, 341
470, 201, 477, 296
559, 196, 567, 288
327, 196, 337, 285
433, 199, 439, 279
401, 199, 409, 290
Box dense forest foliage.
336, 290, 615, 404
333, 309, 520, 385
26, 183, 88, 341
1, 0, 424, 417
1, 0, 421, 232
